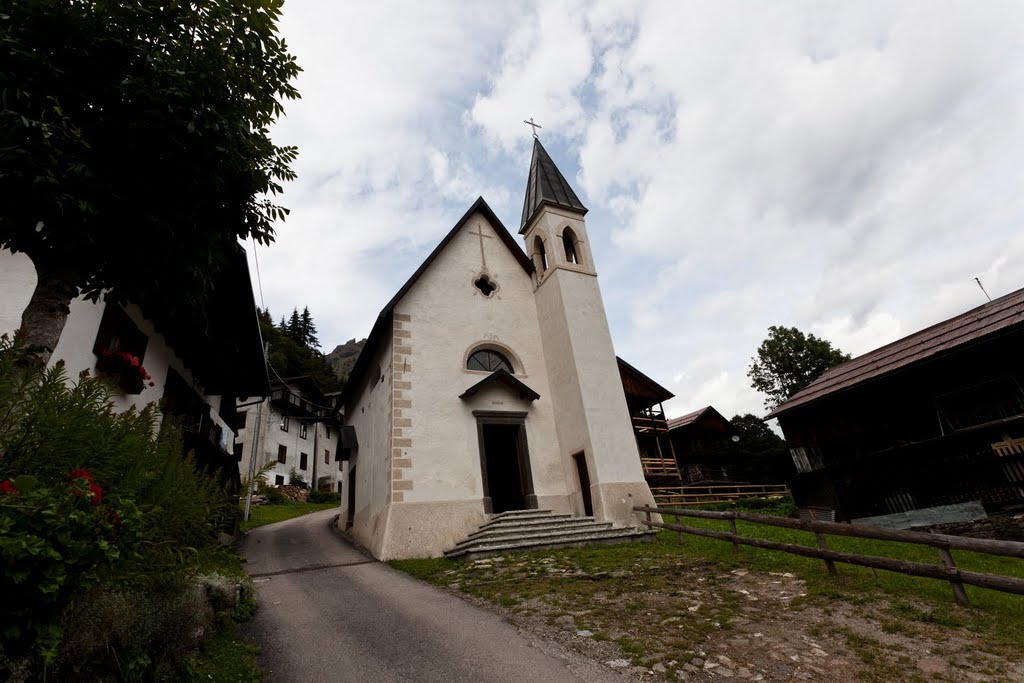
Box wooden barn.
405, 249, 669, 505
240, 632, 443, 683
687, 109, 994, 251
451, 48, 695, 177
616, 357, 677, 483
768, 287, 1024, 522
666, 406, 738, 484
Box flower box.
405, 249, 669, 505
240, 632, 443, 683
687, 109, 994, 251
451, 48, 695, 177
95, 350, 154, 395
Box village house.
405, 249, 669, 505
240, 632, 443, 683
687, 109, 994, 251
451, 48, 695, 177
337, 140, 657, 560
768, 287, 1024, 525
0, 244, 267, 483
234, 376, 344, 492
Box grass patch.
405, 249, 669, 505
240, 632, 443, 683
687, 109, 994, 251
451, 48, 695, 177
183, 622, 262, 682
389, 517, 1024, 680
240, 501, 339, 531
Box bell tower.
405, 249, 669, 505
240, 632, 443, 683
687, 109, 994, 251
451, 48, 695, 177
520, 138, 655, 526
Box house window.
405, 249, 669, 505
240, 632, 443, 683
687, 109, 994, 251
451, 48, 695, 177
562, 227, 580, 265
324, 449, 330, 465
235, 411, 247, 429
233, 442, 244, 462
280, 416, 289, 432
300, 452, 308, 470
277, 445, 287, 464
300, 422, 308, 439
533, 236, 547, 273
274, 474, 284, 486
325, 425, 331, 439
467, 349, 512, 373
92, 303, 148, 362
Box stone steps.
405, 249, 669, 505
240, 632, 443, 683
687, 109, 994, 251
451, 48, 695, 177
444, 509, 655, 560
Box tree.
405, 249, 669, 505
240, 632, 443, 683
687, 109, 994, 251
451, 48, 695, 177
299, 306, 319, 350
257, 307, 341, 392
726, 414, 794, 483
0, 0, 300, 363
747, 326, 851, 410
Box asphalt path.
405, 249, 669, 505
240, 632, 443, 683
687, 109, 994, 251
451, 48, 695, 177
239, 509, 624, 683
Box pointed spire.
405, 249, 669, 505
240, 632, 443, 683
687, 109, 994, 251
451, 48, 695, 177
520, 138, 588, 233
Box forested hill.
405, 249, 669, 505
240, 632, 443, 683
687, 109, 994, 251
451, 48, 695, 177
325, 338, 366, 386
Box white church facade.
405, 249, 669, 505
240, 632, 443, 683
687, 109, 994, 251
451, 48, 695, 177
339, 140, 656, 560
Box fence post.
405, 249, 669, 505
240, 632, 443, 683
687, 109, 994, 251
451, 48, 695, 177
936, 544, 970, 607
675, 515, 682, 545
728, 514, 741, 552
815, 532, 838, 577
645, 508, 652, 528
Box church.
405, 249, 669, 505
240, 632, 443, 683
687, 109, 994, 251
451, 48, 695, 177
338, 139, 657, 560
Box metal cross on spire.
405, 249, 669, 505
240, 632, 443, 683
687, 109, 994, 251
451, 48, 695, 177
523, 117, 542, 138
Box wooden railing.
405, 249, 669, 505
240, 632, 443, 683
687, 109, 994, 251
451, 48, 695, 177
634, 505, 1024, 606
641, 457, 679, 476
650, 484, 790, 506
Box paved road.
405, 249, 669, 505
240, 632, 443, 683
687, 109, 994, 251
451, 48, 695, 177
239, 509, 623, 683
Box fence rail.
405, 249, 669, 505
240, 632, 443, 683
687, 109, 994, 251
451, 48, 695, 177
650, 484, 790, 506
634, 505, 1024, 606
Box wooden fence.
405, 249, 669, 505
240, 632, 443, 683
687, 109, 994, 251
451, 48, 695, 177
634, 505, 1024, 606
649, 484, 790, 507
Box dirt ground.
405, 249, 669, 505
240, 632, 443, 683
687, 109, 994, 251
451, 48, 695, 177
439, 554, 1024, 683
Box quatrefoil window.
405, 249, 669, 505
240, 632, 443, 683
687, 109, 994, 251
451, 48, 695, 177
474, 274, 497, 297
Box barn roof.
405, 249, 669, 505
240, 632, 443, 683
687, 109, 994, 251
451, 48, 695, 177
667, 406, 732, 432
617, 357, 674, 409
767, 286, 1024, 419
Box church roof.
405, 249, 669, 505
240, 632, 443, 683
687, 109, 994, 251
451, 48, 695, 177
458, 369, 540, 402
340, 197, 534, 406
520, 138, 588, 233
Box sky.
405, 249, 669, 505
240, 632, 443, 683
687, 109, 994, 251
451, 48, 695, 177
248, 0, 1024, 421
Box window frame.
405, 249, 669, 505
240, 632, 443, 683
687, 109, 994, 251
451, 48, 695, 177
467, 349, 513, 373
277, 444, 287, 464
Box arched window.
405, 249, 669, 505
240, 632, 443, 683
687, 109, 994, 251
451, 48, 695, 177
533, 236, 547, 273
467, 349, 512, 373
562, 228, 580, 265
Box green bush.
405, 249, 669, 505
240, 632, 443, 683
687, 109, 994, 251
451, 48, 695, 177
258, 482, 285, 504
308, 489, 340, 504
0, 335, 240, 678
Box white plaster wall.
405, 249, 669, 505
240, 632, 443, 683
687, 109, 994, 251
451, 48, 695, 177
235, 402, 340, 490
526, 208, 652, 523
1, 249, 228, 434
0, 250, 36, 337
397, 212, 566, 509
342, 335, 394, 556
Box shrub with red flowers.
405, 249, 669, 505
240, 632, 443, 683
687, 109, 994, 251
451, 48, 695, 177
0, 472, 140, 668
0, 335, 240, 678
96, 349, 156, 394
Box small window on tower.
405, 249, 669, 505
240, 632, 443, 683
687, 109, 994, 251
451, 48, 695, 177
533, 236, 547, 273
562, 227, 580, 265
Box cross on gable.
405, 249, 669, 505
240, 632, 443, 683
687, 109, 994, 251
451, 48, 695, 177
467, 225, 493, 268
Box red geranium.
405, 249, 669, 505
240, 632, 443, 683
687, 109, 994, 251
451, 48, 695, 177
69, 468, 93, 483
0, 480, 16, 494
69, 469, 103, 505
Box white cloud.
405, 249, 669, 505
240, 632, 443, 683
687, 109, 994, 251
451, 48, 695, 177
257, 1, 1024, 422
